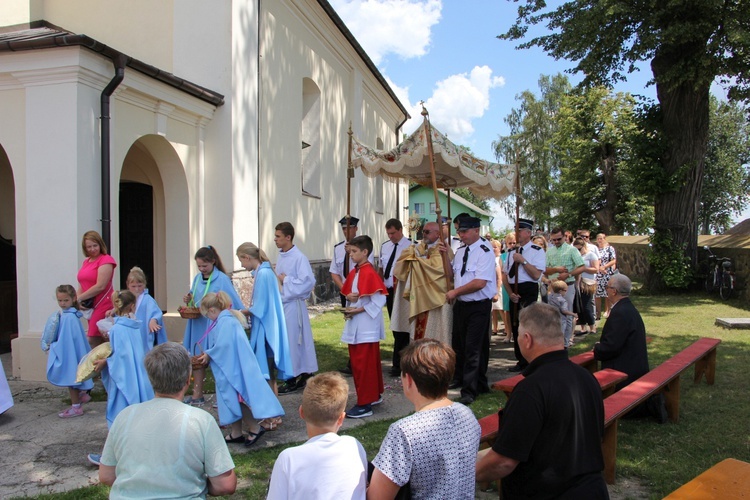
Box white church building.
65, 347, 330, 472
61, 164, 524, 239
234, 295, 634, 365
0, 0, 409, 380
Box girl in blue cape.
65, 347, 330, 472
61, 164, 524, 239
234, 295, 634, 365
182, 246, 246, 406
126, 266, 167, 353
93, 290, 154, 428
44, 285, 94, 418
196, 292, 284, 447
237, 242, 292, 432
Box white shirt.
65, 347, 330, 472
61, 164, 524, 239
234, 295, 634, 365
452, 237, 497, 301
329, 240, 374, 280
504, 240, 546, 284
379, 236, 411, 288
267, 433, 367, 500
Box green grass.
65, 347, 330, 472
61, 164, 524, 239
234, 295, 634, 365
37, 292, 750, 499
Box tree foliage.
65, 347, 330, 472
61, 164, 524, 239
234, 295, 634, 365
493, 74, 571, 231
494, 78, 652, 235
554, 87, 653, 235
500, 0, 750, 290
699, 97, 750, 234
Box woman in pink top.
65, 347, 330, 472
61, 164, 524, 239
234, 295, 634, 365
77, 230, 117, 348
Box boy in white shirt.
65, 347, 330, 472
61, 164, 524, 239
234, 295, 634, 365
267, 372, 367, 499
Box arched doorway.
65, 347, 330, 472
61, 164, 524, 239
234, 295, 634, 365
0, 145, 17, 353
118, 135, 189, 311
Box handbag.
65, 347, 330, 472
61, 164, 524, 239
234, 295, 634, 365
80, 284, 112, 320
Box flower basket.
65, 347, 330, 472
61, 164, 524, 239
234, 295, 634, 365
178, 306, 201, 319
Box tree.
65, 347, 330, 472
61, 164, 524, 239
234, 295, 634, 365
554, 86, 653, 235
699, 97, 750, 234
500, 0, 750, 290
493, 74, 571, 231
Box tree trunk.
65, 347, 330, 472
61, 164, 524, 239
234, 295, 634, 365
595, 143, 617, 234
645, 46, 711, 291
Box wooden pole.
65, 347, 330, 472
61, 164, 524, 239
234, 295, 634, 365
512, 160, 521, 328
421, 103, 452, 286
346, 122, 354, 238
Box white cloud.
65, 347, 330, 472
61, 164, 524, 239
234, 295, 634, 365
330, 0, 442, 65
395, 66, 505, 144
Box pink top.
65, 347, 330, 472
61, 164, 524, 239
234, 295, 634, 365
77, 254, 117, 336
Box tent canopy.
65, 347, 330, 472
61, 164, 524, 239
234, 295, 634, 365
350, 120, 516, 199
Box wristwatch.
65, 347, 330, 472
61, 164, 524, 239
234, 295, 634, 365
522, 260, 528, 266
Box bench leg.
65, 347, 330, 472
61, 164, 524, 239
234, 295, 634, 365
694, 348, 717, 385
664, 378, 680, 423
602, 423, 618, 485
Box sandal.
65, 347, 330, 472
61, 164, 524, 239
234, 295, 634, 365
244, 427, 266, 447
259, 417, 283, 431
224, 433, 244, 444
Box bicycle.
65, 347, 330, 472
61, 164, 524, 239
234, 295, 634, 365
703, 246, 735, 300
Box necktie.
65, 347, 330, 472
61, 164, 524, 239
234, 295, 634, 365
508, 246, 523, 279
461, 246, 470, 276
343, 248, 350, 278
384, 242, 397, 280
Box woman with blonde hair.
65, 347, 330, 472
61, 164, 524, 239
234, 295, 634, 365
196, 292, 284, 447
595, 234, 617, 319
236, 242, 291, 430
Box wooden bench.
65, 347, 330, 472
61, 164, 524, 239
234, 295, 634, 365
569, 350, 597, 373
663, 458, 750, 498
601, 337, 721, 484
492, 368, 627, 400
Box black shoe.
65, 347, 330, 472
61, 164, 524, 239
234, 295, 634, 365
296, 373, 313, 389
507, 365, 523, 373
277, 378, 299, 395
448, 380, 461, 390
339, 366, 353, 376
574, 331, 589, 337
456, 395, 474, 405
389, 368, 401, 377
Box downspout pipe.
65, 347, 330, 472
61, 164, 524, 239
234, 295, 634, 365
100, 54, 127, 251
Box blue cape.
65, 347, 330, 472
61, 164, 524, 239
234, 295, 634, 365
205, 310, 284, 425
46, 308, 93, 390
183, 269, 244, 355
135, 290, 167, 352
102, 316, 154, 428
249, 262, 293, 380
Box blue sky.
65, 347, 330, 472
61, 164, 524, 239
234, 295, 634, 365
329, 0, 745, 230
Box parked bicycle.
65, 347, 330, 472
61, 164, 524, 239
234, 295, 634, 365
703, 246, 735, 300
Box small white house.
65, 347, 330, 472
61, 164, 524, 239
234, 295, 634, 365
0, 0, 409, 380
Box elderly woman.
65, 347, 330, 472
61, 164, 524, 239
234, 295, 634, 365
368, 339, 480, 499
77, 230, 116, 348
98, 343, 236, 497
595, 233, 617, 319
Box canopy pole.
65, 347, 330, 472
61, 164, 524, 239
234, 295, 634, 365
421, 102, 452, 287
512, 159, 521, 329
346, 122, 354, 239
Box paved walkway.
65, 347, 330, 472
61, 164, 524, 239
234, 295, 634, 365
0, 325, 520, 498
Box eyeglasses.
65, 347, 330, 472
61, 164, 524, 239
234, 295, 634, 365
578, 234, 590, 239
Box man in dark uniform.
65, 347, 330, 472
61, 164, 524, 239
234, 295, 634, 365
379, 218, 412, 376
442, 216, 496, 405
476, 302, 609, 499
503, 218, 546, 372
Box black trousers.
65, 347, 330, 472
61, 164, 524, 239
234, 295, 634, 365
509, 282, 539, 368
386, 286, 410, 371
452, 299, 492, 399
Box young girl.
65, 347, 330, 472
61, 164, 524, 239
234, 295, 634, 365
182, 246, 246, 406
196, 292, 284, 447
93, 290, 154, 428
126, 267, 167, 353
548, 280, 577, 348
44, 285, 94, 418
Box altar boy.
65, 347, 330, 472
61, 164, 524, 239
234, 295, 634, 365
340, 235, 387, 419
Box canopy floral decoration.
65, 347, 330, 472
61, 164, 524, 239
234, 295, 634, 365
350, 120, 516, 199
